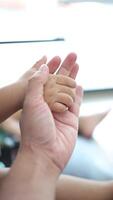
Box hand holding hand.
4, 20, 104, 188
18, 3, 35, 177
18, 52, 78, 109
20, 64, 83, 172
44, 74, 76, 112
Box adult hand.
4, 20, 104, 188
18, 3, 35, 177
20, 64, 83, 172
19, 53, 77, 107
20, 52, 77, 82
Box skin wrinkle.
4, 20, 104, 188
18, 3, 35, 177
56, 76, 76, 88
21, 100, 56, 145
46, 135, 71, 171
58, 88, 75, 102
53, 132, 76, 170
44, 74, 76, 112
55, 120, 76, 140
54, 111, 78, 130
56, 93, 73, 108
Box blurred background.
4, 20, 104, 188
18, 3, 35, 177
0, 0, 113, 181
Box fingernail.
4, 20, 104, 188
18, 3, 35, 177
32, 64, 48, 77
39, 64, 48, 72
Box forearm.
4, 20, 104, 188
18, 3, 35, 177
1, 117, 20, 140
0, 81, 25, 122
0, 147, 59, 200
56, 175, 113, 200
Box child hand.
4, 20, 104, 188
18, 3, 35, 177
44, 74, 76, 112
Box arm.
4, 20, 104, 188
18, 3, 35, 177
0, 53, 79, 200
0, 148, 59, 200
1, 167, 113, 200
56, 175, 113, 200
0, 81, 26, 123
0, 56, 47, 123
1, 63, 81, 200
0, 65, 61, 200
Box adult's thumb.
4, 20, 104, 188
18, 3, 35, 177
26, 64, 49, 100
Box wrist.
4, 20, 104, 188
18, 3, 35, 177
0, 145, 59, 200
19, 144, 61, 180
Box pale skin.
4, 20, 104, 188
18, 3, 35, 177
0, 60, 83, 200
21, 93, 113, 200
0, 52, 78, 122
79, 109, 111, 138
0, 73, 76, 140
0, 53, 78, 142
1, 53, 113, 200
0, 52, 80, 195
56, 175, 113, 200
1, 64, 113, 200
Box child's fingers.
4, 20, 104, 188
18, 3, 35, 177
58, 86, 75, 102
32, 56, 47, 69
56, 75, 76, 88
52, 102, 68, 113
56, 93, 74, 108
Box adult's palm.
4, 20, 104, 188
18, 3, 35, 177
20, 64, 83, 171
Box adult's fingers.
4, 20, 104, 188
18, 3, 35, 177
32, 56, 47, 70
56, 75, 76, 88
26, 64, 49, 101
57, 52, 77, 76
47, 56, 61, 74
69, 85, 83, 115
69, 63, 79, 79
